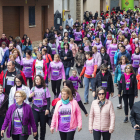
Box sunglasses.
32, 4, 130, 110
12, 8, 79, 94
102, 69, 107, 72
98, 93, 105, 96
126, 67, 130, 69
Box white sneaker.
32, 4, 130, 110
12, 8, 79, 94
117, 104, 122, 109
71, 67, 73, 69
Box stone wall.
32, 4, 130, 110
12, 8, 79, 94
76, 0, 81, 23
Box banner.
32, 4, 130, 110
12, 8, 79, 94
121, 0, 134, 11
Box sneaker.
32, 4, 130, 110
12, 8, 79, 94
124, 117, 128, 123
71, 67, 73, 69
79, 85, 83, 88
89, 87, 92, 91
84, 102, 89, 105
117, 104, 122, 109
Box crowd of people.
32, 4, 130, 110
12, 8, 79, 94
0, 5, 140, 140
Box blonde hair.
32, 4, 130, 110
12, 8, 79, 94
12, 48, 21, 56
92, 46, 97, 51
54, 54, 60, 60
15, 90, 27, 100
72, 70, 77, 73
85, 40, 91, 46
61, 88, 73, 101
33, 47, 38, 53
63, 37, 68, 41
70, 38, 74, 42
83, 37, 88, 41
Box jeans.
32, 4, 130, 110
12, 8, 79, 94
32, 109, 46, 140
84, 77, 95, 102
0, 116, 4, 140
93, 130, 111, 140
64, 67, 71, 80
135, 130, 140, 140
12, 135, 29, 140
59, 131, 75, 140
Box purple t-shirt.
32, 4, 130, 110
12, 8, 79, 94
51, 43, 57, 55
0, 93, 5, 106
15, 56, 23, 65
2, 47, 9, 53
48, 61, 65, 80
58, 102, 76, 132
22, 57, 34, 78
84, 58, 95, 75
58, 92, 81, 102
68, 76, 81, 90
106, 40, 112, 49
108, 44, 117, 56
84, 46, 90, 52
132, 54, 140, 68
12, 108, 23, 135
94, 43, 102, 53
121, 65, 126, 74
30, 87, 51, 111
125, 44, 132, 52
74, 32, 82, 41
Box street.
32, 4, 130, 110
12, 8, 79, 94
4, 69, 138, 140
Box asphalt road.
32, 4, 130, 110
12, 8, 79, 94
4, 69, 139, 140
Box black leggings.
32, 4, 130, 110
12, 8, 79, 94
118, 81, 122, 104
32, 109, 46, 140
12, 134, 29, 140
123, 93, 135, 115
93, 130, 111, 140
26, 77, 33, 89
59, 131, 75, 140
51, 79, 62, 97
0, 116, 4, 140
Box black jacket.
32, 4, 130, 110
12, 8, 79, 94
60, 49, 73, 67
93, 71, 114, 94
119, 74, 138, 96
0, 93, 8, 116
100, 53, 111, 67
130, 101, 140, 128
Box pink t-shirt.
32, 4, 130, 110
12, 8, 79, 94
84, 58, 95, 75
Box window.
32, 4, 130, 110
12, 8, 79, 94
29, 6, 35, 26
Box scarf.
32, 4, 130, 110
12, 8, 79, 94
16, 103, 23, 109
98, 100, 105, 108
62, 98, 70, 105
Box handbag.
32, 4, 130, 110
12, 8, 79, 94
17, 109, 28, 135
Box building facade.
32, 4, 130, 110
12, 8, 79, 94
0, 0, 54, 43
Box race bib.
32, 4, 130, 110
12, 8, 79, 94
72, 81, 77, 86
133, 60, 139, 65
111, 51, 116, 55
7, 78, 14, 86
126, 79, 130, 89
34, 98, 43, 105
102, 81, 107, 88
14, 119, 22, 128
61, 115, 71, 123
25, 67, 32, 72
52, 70, 59, 76
36, 69, 44, 77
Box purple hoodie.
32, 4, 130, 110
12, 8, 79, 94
1, 103, 37, 138
131, 53, 140, 68
68, 76, 81, 90
48, 61, 65, 80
